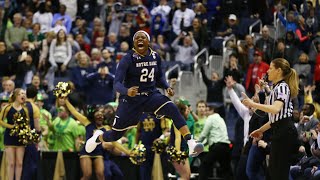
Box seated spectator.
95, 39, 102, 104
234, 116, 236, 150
210, 14, 239, 54
0, 79, 14, 99
5, 13, 28, 51
216, 14, 239, 38
150, 0, 171, 31
171, 32, 199, 71
297, 103, 319, 148
75, 33, 91, 55
238, 34, 255, 67
72, 17, 91, 44
294, 53, 311, 88
304, 85, 320, 119
48, 29, 72, 77
104, 32, 120, 59
223, 53, 243, 83
98, 49, 116, 74
118, 25, 133, 48
305, 8, 319, 35
190, 17, 209, 50
273, 40, 291, 64
121, 13, 137, 37
70, 51, 94, 93
28, 23, 45, 50
51, 19, 68, 35
32, 2, 53, 33
115, 41, 129, 64
0, 41, 13, 78
22, 18, 33, 33
296, 15, 313, 53
193, 2, 208, 25
30, 75, 49, 101
12, 54, 36, 88
39, 31, 56, 78
52, 4, 72, 34
67, 34, 81, 56
151, 14, 165, 37
91, 17, 104, 45
285, 31, 299, 65
151, 34, 170, 61
91, 48, 103, 68
245, 50, 269, 96
136, 6, 151, 34
86, 66, 114, 105
93, 36, 104, 52
172, 0, 196, 36
255, 26, 275, 64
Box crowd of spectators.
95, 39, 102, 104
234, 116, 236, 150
0, 0, 320, 179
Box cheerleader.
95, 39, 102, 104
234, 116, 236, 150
136, 113, 170, 180
64, 99, 130, 180
0, 88, 28, 180
169, 101, 193, 180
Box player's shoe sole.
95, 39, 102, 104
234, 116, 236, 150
85, 129, 104, 153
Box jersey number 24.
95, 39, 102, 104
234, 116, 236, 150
140, 68, 154, 82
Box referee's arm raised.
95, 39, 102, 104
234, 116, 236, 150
242, 92, 284, 114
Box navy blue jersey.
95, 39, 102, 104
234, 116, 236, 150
26, 101, 34, 129
138, 113, 163, 147
114, 49, 169, 96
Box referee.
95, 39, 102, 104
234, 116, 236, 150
242, 58, 299, 180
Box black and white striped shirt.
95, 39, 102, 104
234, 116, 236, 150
267, 80, 293, 123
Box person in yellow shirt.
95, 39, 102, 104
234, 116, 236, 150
304, 85, 320, 119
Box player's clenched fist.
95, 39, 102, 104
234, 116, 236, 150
127, 86, 139, 97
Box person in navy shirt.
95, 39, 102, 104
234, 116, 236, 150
85, 30, 203, 157
86, 66, 114, 105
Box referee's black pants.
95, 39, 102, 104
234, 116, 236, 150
269, 118, 299, 180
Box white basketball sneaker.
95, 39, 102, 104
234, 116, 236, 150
85, 130, 104, 153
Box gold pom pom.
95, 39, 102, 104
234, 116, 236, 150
151, 139, 166, 154
10, 113, 41, 145
53, 82, 72, 98
129, 144, 147, 165
166, 146, 188, 164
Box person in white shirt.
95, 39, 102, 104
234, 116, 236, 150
32, 2, 53, 33
172, 0, 195, 36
